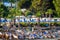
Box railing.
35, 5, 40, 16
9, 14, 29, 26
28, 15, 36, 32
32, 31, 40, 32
0, 18, 60, 22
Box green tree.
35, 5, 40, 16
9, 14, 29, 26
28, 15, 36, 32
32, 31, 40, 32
0, 3, 9, 18
17, 0, 27, 8
53, 0, 60, 17
16, 8, 22, 16
25, 10, 33, 16
31, 0, 42, 12
9, 8, 22, 18
46, 9, 53, 17
31, 0, 54, 17
8, 8, 15, 18
0, 4, 4, 18
36, 11, 41, 17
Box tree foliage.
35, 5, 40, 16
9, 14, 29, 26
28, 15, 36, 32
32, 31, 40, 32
0, 3, 9, 18
17, 0, 27, 8
1, 0, 60, 18
8, 8, 22, 18
53, 0, 60, 17
36, 11, 41, 17
31, 0, 42, 11
25, 10, 33, 16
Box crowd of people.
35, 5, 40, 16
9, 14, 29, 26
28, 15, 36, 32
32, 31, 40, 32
0, 29, 60, 40
0, 22, 60, 40
0, 16, 60, 40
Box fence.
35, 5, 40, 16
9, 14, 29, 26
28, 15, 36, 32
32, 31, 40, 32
1, 18, 60, 22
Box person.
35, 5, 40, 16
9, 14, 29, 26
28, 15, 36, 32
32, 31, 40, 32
58, 39, 60, 40
29, 31, 38, 39
43, 30, 48, 35
10, 25, 16, 31
18, 33, 25, 40
33, 31, 38, 39
47, 33, 51, 38
38, 35, 43, 39
3, 24, 8, 31
4, 32, 9, 40
12, 33, 18, 40
0, 32, 2, 38
29, 33, 34, 39
52, 32, 58, 38
7, 31, 12, 40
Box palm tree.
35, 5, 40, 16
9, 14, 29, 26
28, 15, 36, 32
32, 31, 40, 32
45, 12, 48, 18
46, 9, 53, 28
45, 9, 53, 18
47, 9, 53, 18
